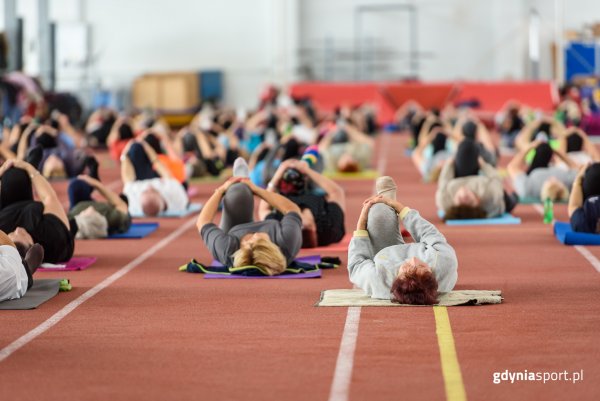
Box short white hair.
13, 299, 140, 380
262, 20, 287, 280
74, 210, 109, 239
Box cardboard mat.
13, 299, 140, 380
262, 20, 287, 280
316, 289, 503, 307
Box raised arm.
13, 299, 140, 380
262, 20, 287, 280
552, 148, 578, 170
394, 100, 423, 122
151, 125, 180, 160
244, 110, 267, 132
57, 112, 84, 148
347, 198, 379, 295
514, 119, 539, 151
138, 139, 173, 179
85, 109, 103, 133
580, 129, 600, 162
107, 117, 129, 147
258, 159, 295, 220
0, 142, 16, 160
317, 126, 336, 151
0, 230, 16, 247
246, 179, 301, 215
437, 158, 456, 189
78, 175, 129, 214
120, 140, 137, 184
507, 140, 540, 179
16, 123, 37, 160
298, 160, 345, 209
417, 113, 438, 145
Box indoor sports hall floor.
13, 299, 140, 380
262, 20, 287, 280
0, 133, 598, 401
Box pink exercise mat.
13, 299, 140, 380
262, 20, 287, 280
38, 257, 97, 272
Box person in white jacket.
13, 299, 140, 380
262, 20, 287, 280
120, 140, 188, 217
0, 229, 44, 302
347, 177, 458, 304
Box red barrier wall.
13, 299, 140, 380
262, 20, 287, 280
288, 81, 558, 124
452, 81, 558, 114
382, 83, 458, 110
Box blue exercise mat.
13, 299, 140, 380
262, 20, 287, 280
107, 222, 159, 239
131, 202, 203, 218
554, 221, 600, 245
438, 210, 521, 226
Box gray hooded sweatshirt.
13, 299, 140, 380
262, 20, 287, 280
347, 208, 458, 299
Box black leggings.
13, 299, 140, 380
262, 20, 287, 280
0, 167, 33, 209
181, 132, 224, 177
526, 143, 553, 175
127, 142, 160, 181
454, 139, 479, 178
67, 179, 94, 210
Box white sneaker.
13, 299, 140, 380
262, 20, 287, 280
233, 157, 250, 178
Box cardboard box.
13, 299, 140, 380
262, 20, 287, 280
132, 72, 200, 111
564, 30, 580, 41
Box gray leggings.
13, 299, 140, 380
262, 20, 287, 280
220, 183, 254, 233
367, 203, 404, 254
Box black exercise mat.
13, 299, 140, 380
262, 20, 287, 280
0, 279, 61, 310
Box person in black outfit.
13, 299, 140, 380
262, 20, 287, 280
0, 159, 74, 263
259, 158, 346, 248
569, 163, 600, 233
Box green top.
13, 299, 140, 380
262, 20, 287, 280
68, 201, 131, 234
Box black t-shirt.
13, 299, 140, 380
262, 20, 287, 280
0, 201, 74, 263
267, 193, 345, 246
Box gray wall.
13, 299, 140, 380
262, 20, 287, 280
3, 0, 600, 107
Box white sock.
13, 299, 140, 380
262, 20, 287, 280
233, 157, 250, 178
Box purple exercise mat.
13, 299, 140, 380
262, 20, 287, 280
204, 270, 322, 279
38, 257, 97, 272
209, 255, 322, 267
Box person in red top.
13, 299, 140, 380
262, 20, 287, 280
107, 117, 137, 161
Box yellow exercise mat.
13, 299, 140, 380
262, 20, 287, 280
323, 169, 379, 180
316, 289, 503, 307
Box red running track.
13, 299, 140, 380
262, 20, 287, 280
0, 134, 599, 401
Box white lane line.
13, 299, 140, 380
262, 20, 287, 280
327, 133, 391, 401
0, 218, 197, 363
574, 246, 600, 273
530, 205, 600, 273
328, 307, 362, 401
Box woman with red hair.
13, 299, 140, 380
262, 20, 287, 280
347, 177, 458, 304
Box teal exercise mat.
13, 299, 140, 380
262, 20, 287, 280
519, 197, 567, 205
438, 210, 521, 226
0, 279, 62, 310
554, 221, 600, 245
